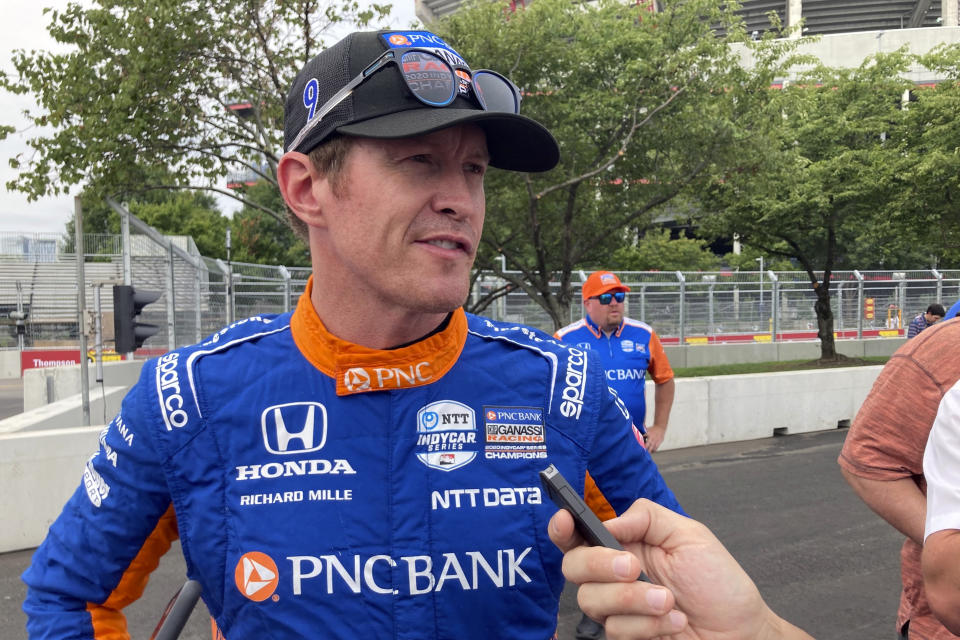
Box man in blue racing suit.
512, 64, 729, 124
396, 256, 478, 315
23, 29, 684, 639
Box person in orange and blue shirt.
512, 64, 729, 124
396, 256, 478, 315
555, 270, 676, 640
556, 271, 676, 457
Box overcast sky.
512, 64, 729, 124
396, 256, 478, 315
1, 0, 419, 235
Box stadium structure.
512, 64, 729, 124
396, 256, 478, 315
414, 0, 960, 82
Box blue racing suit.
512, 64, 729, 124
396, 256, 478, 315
23, 285, 683, 639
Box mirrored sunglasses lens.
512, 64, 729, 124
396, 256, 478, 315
472, 71, 520, 113
399, 51, 456, 106
597, 292, 624, 305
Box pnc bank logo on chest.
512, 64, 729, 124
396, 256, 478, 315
261, 402, 328, 454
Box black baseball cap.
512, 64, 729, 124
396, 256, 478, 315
283, 30, 560, 172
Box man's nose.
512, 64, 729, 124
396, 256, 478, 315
432, 169, 481, 219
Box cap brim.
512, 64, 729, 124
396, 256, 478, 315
597, 284, 631, 295
337, 108, 559, 173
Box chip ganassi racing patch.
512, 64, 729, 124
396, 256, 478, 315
483, 406, 547, 460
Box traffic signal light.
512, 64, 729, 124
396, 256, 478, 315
113, 285, 160, 352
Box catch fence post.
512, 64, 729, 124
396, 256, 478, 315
676, 271, 686, 345
768, 270, 779, 342
854, 271, 864, 339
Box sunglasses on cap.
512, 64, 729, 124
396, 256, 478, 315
591, 291, 626, 305
288, 47, 523, 153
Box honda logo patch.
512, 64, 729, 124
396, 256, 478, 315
261, 402, 327, 454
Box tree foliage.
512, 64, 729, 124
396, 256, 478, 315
230, 181, 310, 266
2, 0, 391, 224
698, 51, 915, 359
65, 180, 227, 258
888, 44, 960, 268
609, 228, 721, 272
434, 0, 803, 329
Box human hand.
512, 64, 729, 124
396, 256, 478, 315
549, 499, 813, 640
644, 425, 666, 452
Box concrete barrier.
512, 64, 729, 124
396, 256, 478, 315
656, 365, 882, 451
22, 360, 144, 411
663, 338, 904, 369
0, 351, 18, 378
1, 426, 101, 553
0, 365, 884, 552
0, 386, 128, 434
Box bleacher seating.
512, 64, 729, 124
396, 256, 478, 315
416, 0, 950, 36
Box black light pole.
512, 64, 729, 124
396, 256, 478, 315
226, 227, 233, 325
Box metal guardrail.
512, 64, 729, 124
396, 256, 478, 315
2, 231, 957, 351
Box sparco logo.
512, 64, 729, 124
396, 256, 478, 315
83, 458, 110, 507
235, 551, 279, 602
156, 352, 189, 430
559, 348, 587, 419
261, 402, 327, 454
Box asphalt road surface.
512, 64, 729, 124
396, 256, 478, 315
0, 377, 23, 419
0, 428, 903, 640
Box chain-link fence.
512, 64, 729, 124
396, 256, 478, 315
496, 269, 960, 340
2, 229, 958, 353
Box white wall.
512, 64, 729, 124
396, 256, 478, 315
732, 27, 960, 82
657, 366, 882, 451
663, 337, 903, 369
0, 351, 19, 379
1, 426, 101, 553
0, 386, 128, 434
22, 360, 144, 411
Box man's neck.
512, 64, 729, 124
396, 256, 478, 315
587, 313, 621, 337
310, 286, 451, 349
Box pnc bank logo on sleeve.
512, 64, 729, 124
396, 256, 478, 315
261, 402, 327, 454
235, 551, 279, 602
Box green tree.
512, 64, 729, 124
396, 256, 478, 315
230, 181, 310, 266
435, 0, 803, 329
698, 53, 914, 360
135, 192, 229, 258
888, 44, 960, 268
65, 183, 227, 258
2, 0, 391, 225
609, 228, 721, 272
721, 248, 792, 273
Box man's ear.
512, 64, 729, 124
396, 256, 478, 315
278, 152, 324, 227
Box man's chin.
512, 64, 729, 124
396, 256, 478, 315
402, 288, 470, 315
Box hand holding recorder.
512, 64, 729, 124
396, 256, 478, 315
542, 466, 813, 640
